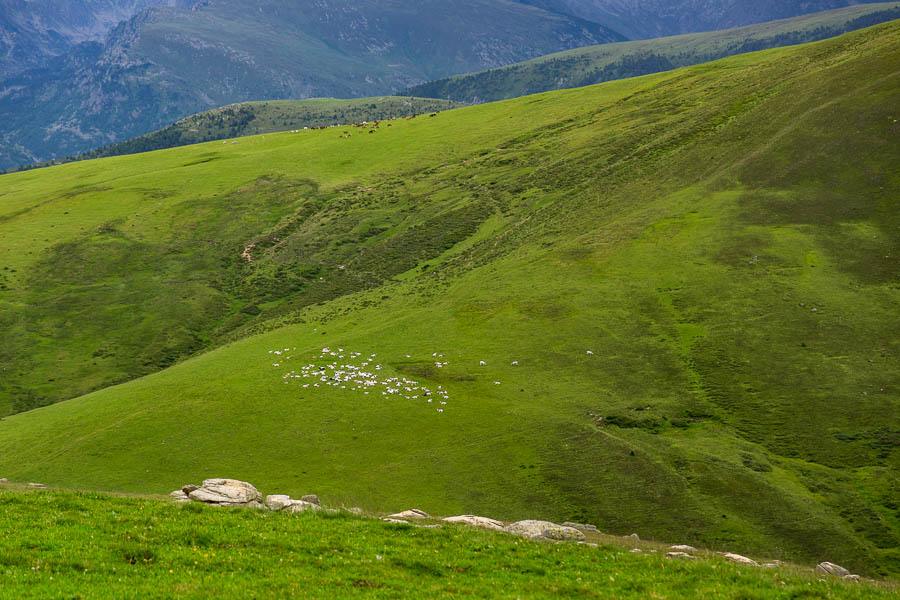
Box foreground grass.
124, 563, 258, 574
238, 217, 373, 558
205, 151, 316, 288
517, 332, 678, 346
0, 487, 893, 599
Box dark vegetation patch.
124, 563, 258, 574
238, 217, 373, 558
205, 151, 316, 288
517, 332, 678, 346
8, 98, 464, 173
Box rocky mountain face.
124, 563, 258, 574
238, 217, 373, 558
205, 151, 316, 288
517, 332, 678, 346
0, 0, 623, 170
0, 0, 173, 78
515, 0, 884, 39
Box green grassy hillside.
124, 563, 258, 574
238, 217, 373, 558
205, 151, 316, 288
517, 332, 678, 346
405, 3, 900, 102
8, 97, 463, 173
0, 486, 895, 599
0, 22, 898, 578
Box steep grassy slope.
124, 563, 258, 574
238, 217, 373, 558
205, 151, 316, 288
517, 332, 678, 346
2, 487, 895, 599
0, 23, 898, 577
406, 3, 900, 102
8, 97, 463, 173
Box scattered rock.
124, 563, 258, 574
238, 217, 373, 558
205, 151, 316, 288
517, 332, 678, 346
187, 479, 262, 505
844, 574, 861, 581
723, 553, 759, 567
388, 509, 430, 519
629, 549, 642, 553
442, 515, 505, 531
563, 521, 599, 532
504, 520, 585, 542
670, 545, 696, 552
0, 478, 8, 484
265, 495, 293, 511
26, 483, 45, 489
245, 501, 266, 510
626, 533, 640, 540
170, 490, 190, 502
816, 562, 850, 577
285, 500, 321, 513
301, 494, 321, 506
345, 507, 364, 515
382, 518, 409, 524
762, 562, 781, 569
667, 552, 696, 560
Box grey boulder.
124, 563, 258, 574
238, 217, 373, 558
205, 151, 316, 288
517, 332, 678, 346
285, 500, 322, 513
188, 479, 262, 505
504, 520, 585, 542
388, 509, 430, 519
723, 553, 759, 567
442, 515, 505, 531
265, 495, 293, 511
816, 562, 850, 577
170, 490, 190, 502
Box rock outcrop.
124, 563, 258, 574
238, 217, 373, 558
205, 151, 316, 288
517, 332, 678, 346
816, 562, 851, 577
723, 553, 759, 566
388, 509, 430, 519
504, 520, 585, 542
670, 545, 696, 552
562, 521, 599, 533
443, 515, 505, 531
285, 500, 322, 513
186, 479, 262, 506
265, 495, 293, 511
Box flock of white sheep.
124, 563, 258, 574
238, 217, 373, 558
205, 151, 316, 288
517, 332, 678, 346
270, 347, 452, 412
268, 346, 596, 413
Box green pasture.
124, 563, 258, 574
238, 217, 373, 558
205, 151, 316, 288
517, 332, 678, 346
0, 23, 897, 578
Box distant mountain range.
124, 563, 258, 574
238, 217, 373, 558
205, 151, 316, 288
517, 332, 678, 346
406, 3, 900, 103
0, 0, 172, 78
0, 0, 621, 170
0, 0, 891, 171
513, 0, 887, 40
